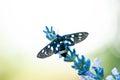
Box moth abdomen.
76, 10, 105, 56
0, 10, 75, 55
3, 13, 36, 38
59, 50, 68, 57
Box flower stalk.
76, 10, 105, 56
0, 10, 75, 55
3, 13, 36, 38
43, 26, 120, 80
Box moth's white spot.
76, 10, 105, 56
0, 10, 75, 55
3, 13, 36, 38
59, 50, 67, 54
64, 40, 68, 44
68, 41, 72, 44
78, 36, 82, 39
70, 37, 74, 41
56, 47, 58, 51
51, 47, 53, 51
47, 45, 50, 48
65, 36, 67, 39
57, 44, 60, 47
79, 33, 82, 36
64, 40, 71, 44
60, 41, 63, 44
44, 51, 47, 55
45, 51, 49, 56
41, 49, 44, 53
71, 35, 74, 37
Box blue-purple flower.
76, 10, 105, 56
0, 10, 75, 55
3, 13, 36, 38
73, 55, 91, 75
91, 58, 104, 79
64, 48, 77, 62
63, 48, 104, 80
43, 26, 57, 41
106, 67, 120, 80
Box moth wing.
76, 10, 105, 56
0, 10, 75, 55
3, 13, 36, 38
63, 32, 88, 44
37, 42, 55, 58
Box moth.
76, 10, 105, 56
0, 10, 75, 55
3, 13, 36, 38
37, 32, 89, 58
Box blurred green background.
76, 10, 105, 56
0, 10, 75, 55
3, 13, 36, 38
0, 0, 120, 80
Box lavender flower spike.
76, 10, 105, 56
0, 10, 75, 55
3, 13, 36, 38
43, 26, 57, 41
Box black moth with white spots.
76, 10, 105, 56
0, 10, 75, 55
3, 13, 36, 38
37, 32, 89, 58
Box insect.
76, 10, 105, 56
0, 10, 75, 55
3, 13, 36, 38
37, 31, 89, 59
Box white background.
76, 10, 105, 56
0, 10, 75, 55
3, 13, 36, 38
0, 0, 118, 59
